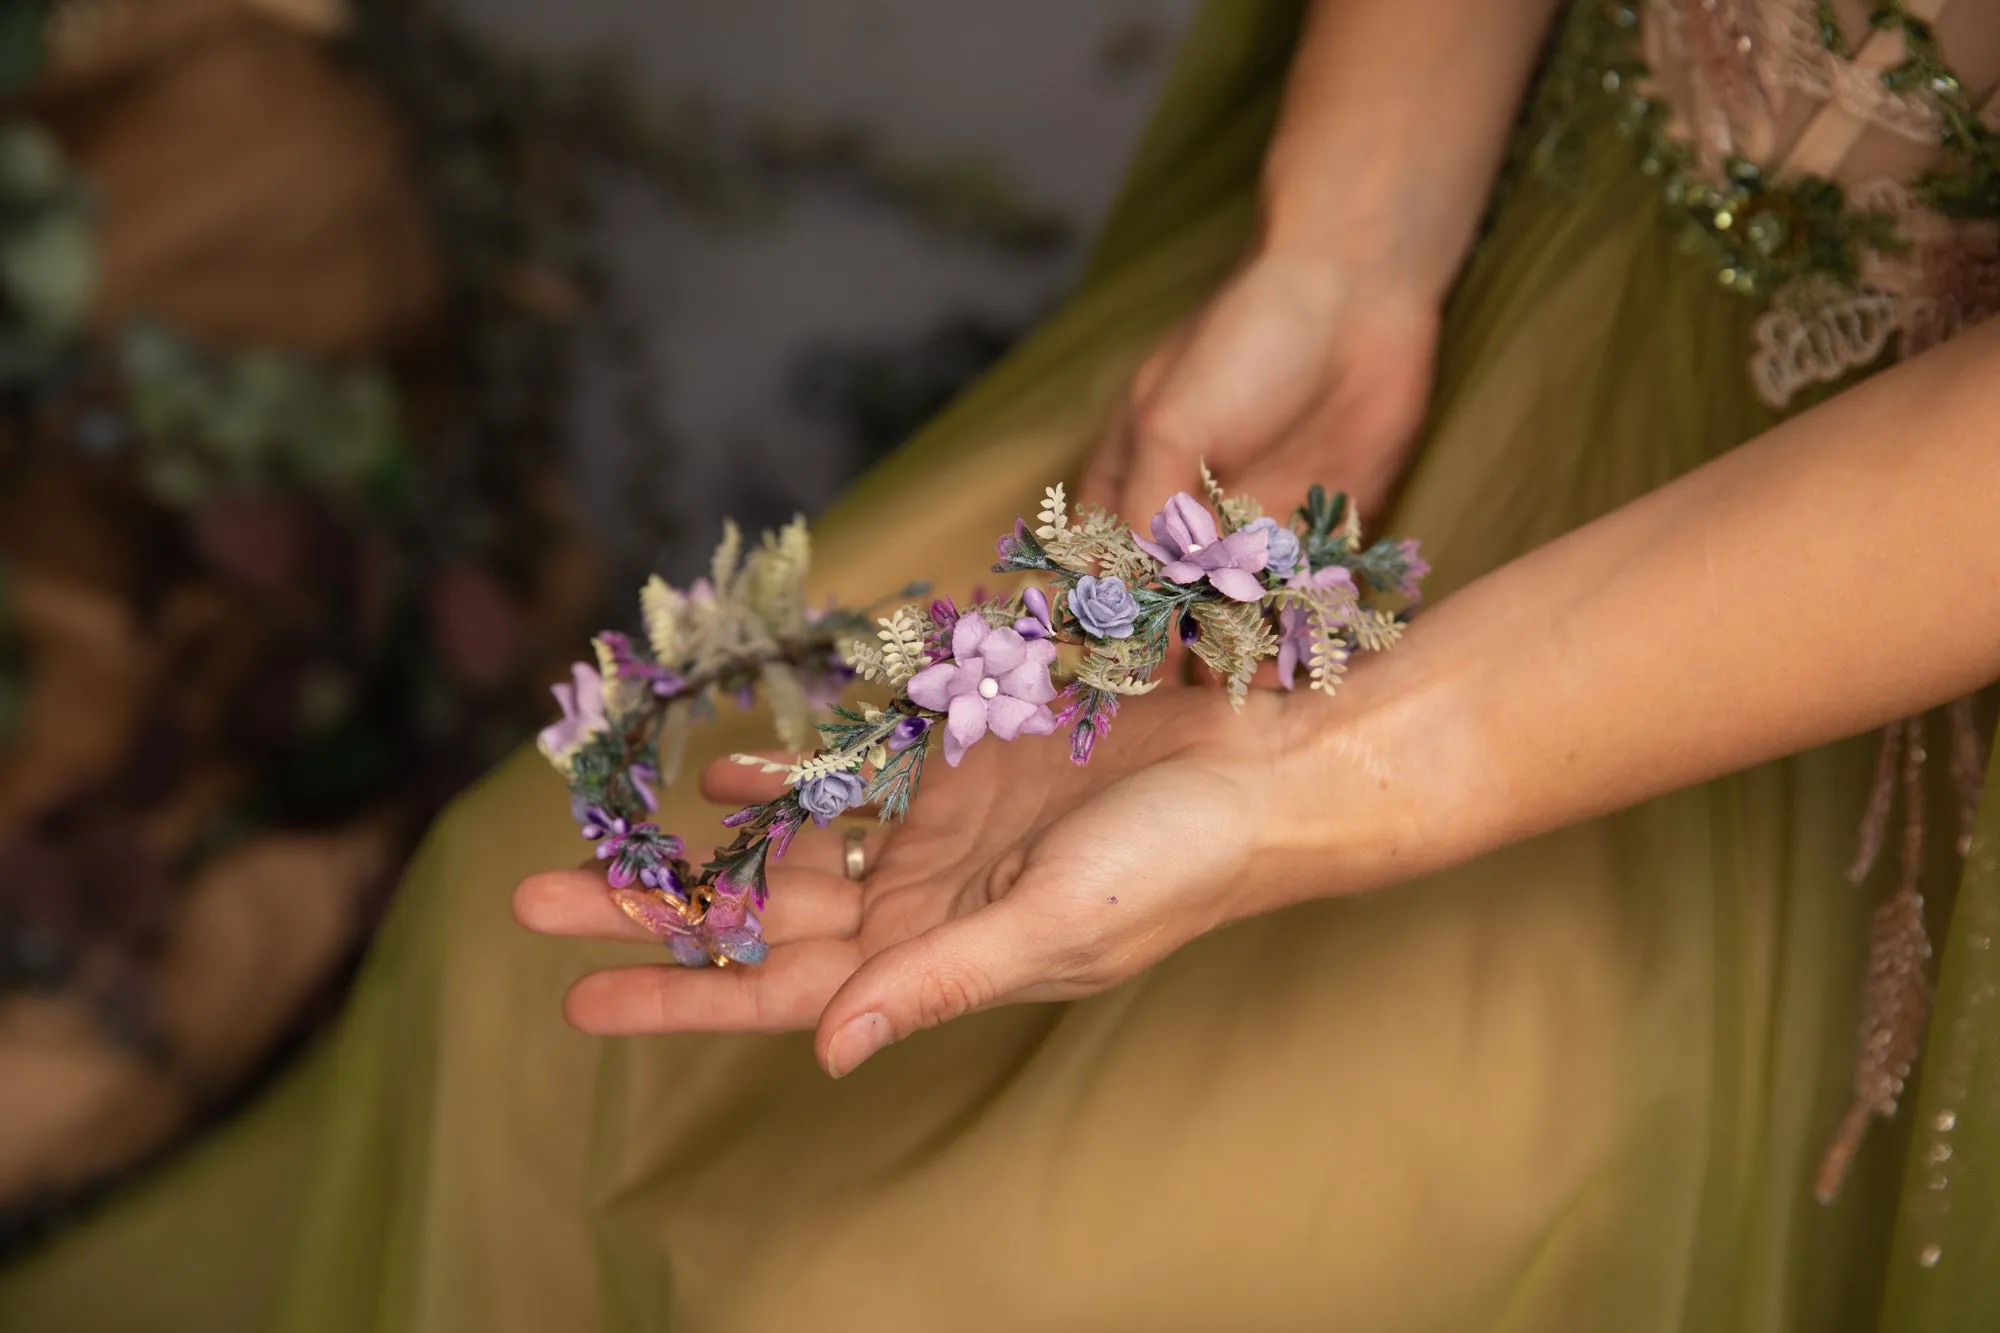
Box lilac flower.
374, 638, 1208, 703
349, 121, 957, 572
1394, 539, 1431, 601
1068, 574, 1139, 640
905, 614, 1058, 766
1014, 586, 1054, 640
1055, 684, 1119, 765
1246, 517, 1302, 579
595, 821, 686, 893
1276, 565, 1357, 690
798, 769, 867, 826
538, 661, 608, 757
1132, 493, 1269, 601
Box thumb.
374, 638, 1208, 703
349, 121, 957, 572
815, 902, 1050, 1077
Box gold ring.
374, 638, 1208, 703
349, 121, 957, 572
843, 827, 867, 881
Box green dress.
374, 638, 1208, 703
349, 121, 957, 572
4, 2, 1997, 1329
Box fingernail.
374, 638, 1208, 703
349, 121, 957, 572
826, 1012, 893, 1078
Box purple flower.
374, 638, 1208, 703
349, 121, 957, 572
1276, 565, 1357, 690
1014, 586, 1054, 640
798, 769, 867, 826
1067, 574, 1140, 640
595, 821, 686, 893
905, 614, 1058, 766
1246, 517, 1302, 579
1132, 493, 1269, 601
538, 661, 608, 757
887, 715, 931, 752
598, 630, 686, 698
1394, 539, 1431, 601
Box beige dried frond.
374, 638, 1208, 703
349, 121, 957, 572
787, 751, 868, 786
1219, 494, 1263, 531
1199, 462, 1227, 512
1350, 608, 1405, 654
1073, 646, 1162, 697
874, 607, 930, 687
1035, 483, 1071, 540
1189, 599, 1276, 709
760, 661, 815, 753
710, 519, 744, 597
741, 518, 812, 638
1075, 504, 1124, 540
845, 637, 891, 683
654, 699, 693, 784
640, 574, 685, 665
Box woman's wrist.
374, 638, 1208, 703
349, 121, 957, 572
1231, 621, 1498, 916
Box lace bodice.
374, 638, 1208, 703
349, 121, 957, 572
1547, 1, 2000, 406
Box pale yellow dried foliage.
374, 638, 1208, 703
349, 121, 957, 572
1071, 639, 1163, 697
853, 606, 928, 687
1349, 608, 1405, 654
1189, 599, 1276, 708
655, 699, 693, 784
641, 574, 684, 664
1200, 462, 1262, 531
759, 661, 815, 753
740, 518, 813, 641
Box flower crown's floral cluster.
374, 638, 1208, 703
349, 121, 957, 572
541, 474, 1427, 967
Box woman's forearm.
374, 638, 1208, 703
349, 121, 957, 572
1279, 318, 2000, 892
1259, 0, 1562, 300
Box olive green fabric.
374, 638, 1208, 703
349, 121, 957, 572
1, 2, 1988, 1328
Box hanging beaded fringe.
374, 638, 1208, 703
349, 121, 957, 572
1817, 703, 1991, 1204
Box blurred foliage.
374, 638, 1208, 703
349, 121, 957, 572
119, 325, 402, 507
0, 119, 93, 378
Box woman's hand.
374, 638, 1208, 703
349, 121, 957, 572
513, 687, 1385, 1078
1082, 250, 1437, 526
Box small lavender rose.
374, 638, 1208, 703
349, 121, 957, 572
1068, 574, 1139, 640
1246, 517, 1302, 579
798, 769, 868, 827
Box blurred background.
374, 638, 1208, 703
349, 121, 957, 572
0, 0, 1194, 1254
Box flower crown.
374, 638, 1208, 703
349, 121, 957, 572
539, 471, 1428, 967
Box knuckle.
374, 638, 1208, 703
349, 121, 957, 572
912, 967, 983, 1029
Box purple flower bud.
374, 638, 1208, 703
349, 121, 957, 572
887, 714, 931, 752
1022, 586, 1052, 632
1178, 610, 1200, 646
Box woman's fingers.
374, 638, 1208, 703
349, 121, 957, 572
814, 900, 1060, 1077
514, 866, 862, 947
565, 938, 862, 1036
